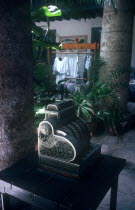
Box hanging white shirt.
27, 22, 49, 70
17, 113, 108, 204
53, 57, 69, 83
53, 57, 69, 74
67, 54, 78, 77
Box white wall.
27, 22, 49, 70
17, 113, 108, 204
37, 17, 102, 43
50, 18, 102, 42
131, 17, 135, 69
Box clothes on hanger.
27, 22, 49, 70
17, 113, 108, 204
82, 55, 93, 82
78, 54, 86, 77
53, 52, 93, 85
84, 55, 92, 70
53, 57, 69, 84
67, 54, 78, 77
53, 54, 78, 84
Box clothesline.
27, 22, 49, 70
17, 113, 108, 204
53, 53, 92, 84
65, 77, 88, 80
48, 43, 99, 91
51, 51, 94, 55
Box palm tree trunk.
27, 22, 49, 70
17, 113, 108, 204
100, 0, 134, 109
0, 0, 34, 170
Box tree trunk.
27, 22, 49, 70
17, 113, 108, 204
0, 0, 34, 170
100, 0, 134, 109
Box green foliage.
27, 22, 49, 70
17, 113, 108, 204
87, 56, 105, 90
34, 105, 45, 128
32, 22, 44, 37
91, 82, 123, 135
69, 91, 94, 121
33, 62, 50, 81
32, 6, 62, 21
87, 82, 121, 108
31, 5, 62, 50
104, 66, 130, 92
96, 0, 117, 13
70, 82, 123, 135
32, 4, 61, 62
32, 5, 62, 105
33, 63, 51, 104
34, 97, 55, 128
70, 55, 125, 135
33, 39, 61, 53
35, 106, 45, 116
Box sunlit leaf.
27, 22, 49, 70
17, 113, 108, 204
32, 5, 62, 21
32, 39, 62, 50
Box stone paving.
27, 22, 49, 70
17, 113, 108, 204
91, 102, 135, 210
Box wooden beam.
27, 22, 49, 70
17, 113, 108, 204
47, 48, 53, 93
62, 43, 99, 50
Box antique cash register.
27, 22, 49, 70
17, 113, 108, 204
38, 100, 101, 178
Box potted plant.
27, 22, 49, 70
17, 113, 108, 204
69, 78, 123, 137
69, 91, 97, 136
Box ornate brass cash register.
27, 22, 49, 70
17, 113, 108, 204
38, 100, 101, 178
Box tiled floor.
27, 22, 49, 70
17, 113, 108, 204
92, 102, 135, 210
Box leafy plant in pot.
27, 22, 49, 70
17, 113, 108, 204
70, 83, 123, 136
86, 81, 123, 135
69, 91, 96, 136
95, 97, 123, 136
70, 55, 124, 137
69, 91, 94, 120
